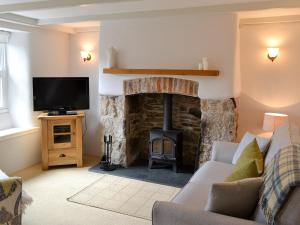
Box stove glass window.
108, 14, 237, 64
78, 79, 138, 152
152, 139, 162, 155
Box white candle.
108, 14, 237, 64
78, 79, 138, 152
202, 57, 208, 70
198, 63, 203, 70
107, 46, 118, 68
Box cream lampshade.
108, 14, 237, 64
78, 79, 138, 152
262, 112, 289, 132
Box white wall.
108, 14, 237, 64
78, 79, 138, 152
0, 31, 42, 175
238, 22, 300, 139
31, 29, 69, 77
7, 32, 32, 128
0, 113, 12, 130
68, 31, 101, 156
0, 24, 102, 173
0, 131, 40, 175
4, 27, 70, 128
30, 29, 70, 126
99, 13, 240, 99
0, 24, 71, 173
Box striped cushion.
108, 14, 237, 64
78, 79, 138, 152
260, 144, 300, 225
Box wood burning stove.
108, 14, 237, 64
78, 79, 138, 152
149, 94, 183, 172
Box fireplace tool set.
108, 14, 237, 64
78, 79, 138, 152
100, 135, 117, 171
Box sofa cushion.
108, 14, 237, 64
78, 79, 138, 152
0, 170, 8, 179
290, 124, 300, 144
225, 160, 259, 182
226, 139, 264, 182
276, 187, 300, 225
0, 170, 33, 214
189, 161, 234, 185
236, 139, 264, 174
153, 201, 265, 225
172, 161, 234, 210
205, 178, 263, 219
265, 123, 295, 165
232, 132, 270, 165
252, 205, 267, 224
172, 183, 211, 210
260, 144, 300, 225
253, 187, 300, 225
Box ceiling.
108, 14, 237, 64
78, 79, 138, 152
0, 0, 300, 32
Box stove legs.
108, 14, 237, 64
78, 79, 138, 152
148, 159, 153, 169
148, 159, 179, 172
172, 163, 178, 173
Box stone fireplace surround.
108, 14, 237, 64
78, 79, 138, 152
100, 77, 238, 168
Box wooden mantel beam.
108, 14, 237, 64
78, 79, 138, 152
103, 68, 220, 76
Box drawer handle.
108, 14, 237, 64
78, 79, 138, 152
59, 154, 66, 158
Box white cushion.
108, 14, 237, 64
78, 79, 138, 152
232, 132, 270, 165
264, 123, 300, 165
189, 161, 234, 185
264, 123, 291, 165
0, 170, 8, 179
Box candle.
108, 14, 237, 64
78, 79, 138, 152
202, 57, 208, 70
198, 63, 203, 70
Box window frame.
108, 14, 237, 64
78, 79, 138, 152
0, 62, 8, 112
0, 34, 9, 114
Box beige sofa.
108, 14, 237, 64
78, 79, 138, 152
152, 123, 300, 225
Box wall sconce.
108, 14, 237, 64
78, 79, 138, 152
81, 51, 92, 62
267, 48, 279, 62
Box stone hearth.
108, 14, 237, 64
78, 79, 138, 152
100, 77, 238, 168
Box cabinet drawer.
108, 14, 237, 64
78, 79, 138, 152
48, 149, 78, 166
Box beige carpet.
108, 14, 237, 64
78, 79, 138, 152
13, 156, 157, 225
68, 174, 180, 220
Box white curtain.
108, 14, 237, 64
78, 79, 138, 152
0, 43, 7, 108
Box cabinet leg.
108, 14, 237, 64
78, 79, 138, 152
77, 160, 83, 168
42, 164, 48, 170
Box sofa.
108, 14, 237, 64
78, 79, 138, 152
152, 123, 300, 225
0, 170, 22, 225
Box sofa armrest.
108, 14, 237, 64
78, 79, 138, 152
0, 177, 22, 225
211, 141, 238, 164
152, 201, 263, 225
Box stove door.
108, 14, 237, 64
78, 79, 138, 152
151, 138, 162, 156
162, 137, 175, 159
150, 136, 175, 160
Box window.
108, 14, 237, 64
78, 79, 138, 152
0, 43, 7, 109
0, 31, 9, 112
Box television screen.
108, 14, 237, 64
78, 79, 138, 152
33, 77, 90, 111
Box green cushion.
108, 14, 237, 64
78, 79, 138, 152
225, 160, 259, 182
225, 139, 264, 182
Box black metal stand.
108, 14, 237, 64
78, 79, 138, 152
100, 135, 117, 171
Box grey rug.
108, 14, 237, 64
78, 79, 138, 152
89, 160, 193, 188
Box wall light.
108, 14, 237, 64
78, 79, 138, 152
267, 48, 279, 62
80, 51, 92, 62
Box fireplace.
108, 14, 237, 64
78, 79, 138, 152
100, 77, 238, 169
149, 94, 183, 172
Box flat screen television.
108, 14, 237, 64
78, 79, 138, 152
33, 77, 90, 112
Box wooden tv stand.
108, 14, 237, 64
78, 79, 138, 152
38, 112, 84, 170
